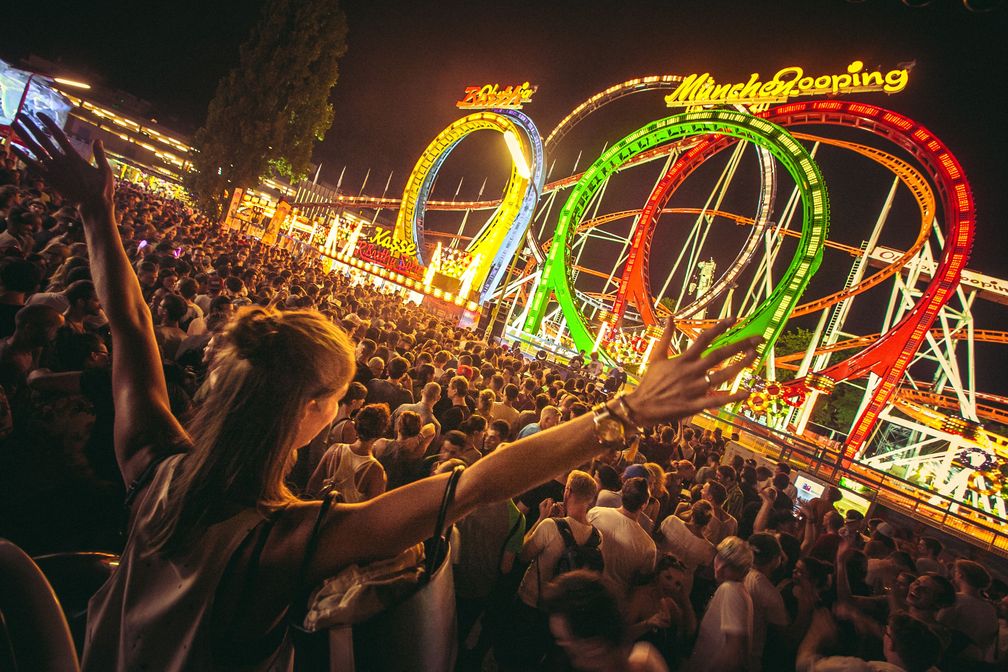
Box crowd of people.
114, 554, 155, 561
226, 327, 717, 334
1, 115, 1006, 672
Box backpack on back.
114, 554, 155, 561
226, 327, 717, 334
553, 517, 604, 575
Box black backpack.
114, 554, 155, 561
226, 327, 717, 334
553, 517, 604, 575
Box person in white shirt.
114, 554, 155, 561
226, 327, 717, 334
518, 470, 601, 609
504, 471, 600, 670
657, 500, 715, 594
938, 559, 1000, 662
702, 480, 738, 545
686, 536, 754, 672
744, 533, 790, 672
587, 477, 657, 596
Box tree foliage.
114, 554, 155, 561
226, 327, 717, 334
810, 382, 863, 434
186, 0, 348, 215
773, 327, 864, 435
773, 326, 813, 382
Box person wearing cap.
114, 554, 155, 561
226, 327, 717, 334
873, 520, 895, 540
840, 509, 865, 549
686, 536, 754, 672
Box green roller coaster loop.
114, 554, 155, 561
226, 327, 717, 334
522, 109, 829, 362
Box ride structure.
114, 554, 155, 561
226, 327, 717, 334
289, 66, 1006, 545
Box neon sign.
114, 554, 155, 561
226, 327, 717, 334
355, 226, 424, 277
664, 61, 909, 112
456, 82, 537, 110
368, 227, 417, 258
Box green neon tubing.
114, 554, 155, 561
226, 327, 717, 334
524, 109, 829, 360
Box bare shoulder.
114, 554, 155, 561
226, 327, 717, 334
260, 500, 348, 575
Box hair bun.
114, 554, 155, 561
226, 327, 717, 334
229, 308, 280, 363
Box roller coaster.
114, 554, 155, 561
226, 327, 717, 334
289, 71, 1007, 547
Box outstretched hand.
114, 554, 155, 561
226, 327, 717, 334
11, 112, 114, 213
624, 318, 759, 426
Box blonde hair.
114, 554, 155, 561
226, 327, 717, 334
716, 536, 754, 572
566, 469, 598, 503
477, 388, 495, 415
644, 463, 667, 497
150, 307, 354, 555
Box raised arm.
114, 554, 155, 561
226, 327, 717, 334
308, 319, 759, 579
13, 114, 185, 487
753, 486, 775, 533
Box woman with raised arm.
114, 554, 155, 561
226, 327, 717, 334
12, 113, 759, 672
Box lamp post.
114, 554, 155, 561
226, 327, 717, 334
5, 72, 90, 157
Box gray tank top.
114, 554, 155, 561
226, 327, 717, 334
82, 454, 293, 671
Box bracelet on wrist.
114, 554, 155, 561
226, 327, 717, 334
614, 394, 644, 430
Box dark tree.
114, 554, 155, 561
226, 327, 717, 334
773, 326, 865, 435
186, 0, 347, 214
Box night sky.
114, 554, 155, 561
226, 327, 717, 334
4, 0, 1007, 395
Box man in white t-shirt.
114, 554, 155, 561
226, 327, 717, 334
686, 536, 753, 672
504, 471, 601, 670
938, 559, 999, 662
587, 477, 657, 596
518, 470, 601, 609
657, 500, 716, 593
744, 533, 790, 672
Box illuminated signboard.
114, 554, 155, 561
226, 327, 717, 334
354, 226, 424, 277
868, 245, 1008, 307
456, 82, 537, 110
665, 61, 910, 112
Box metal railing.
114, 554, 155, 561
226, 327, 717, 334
698, 411, 1008, 558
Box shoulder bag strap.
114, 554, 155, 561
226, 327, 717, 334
554, 517, 577, 549
292, 485, 339, 611
427, 465, 465, 573
496, 509, 524, 572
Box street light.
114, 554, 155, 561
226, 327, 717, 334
5, 72, 90, 156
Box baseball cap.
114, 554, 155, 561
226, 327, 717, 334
623, 464, 649, 481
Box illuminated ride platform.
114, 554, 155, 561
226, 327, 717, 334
694, 411, 1008, 559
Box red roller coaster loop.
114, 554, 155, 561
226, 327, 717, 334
617, 100, 974, 461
